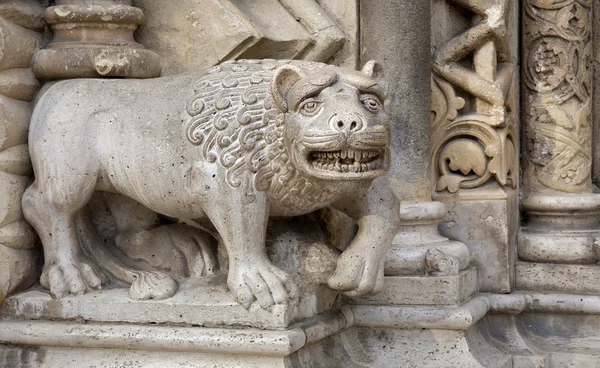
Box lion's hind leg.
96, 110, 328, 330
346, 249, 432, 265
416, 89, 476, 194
22, 160, 105, 298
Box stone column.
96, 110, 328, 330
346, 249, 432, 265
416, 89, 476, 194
358, 0, 473, 306
33, 0, 161, 79
0, 0, 45, 303
519, 0, 600, 292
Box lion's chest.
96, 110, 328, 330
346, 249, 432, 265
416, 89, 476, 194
267, 172, 341, 217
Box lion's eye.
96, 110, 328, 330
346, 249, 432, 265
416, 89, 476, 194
361, 95, 381, 112
299, 100, 321, 116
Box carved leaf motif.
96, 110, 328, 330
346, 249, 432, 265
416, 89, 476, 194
437, 139, 487, 193
431, 0, 516, 193
430, 76, 465, 130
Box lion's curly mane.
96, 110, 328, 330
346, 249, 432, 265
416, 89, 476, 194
185, 60, 339, 212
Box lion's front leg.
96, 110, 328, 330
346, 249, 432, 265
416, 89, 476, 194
328, 177, 400, 296
205, 193, 299, 309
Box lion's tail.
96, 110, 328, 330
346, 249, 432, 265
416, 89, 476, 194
75, 211, 178, 300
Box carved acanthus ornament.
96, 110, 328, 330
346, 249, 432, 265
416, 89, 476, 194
522, 0, 592, 193
431, 0, 517, 193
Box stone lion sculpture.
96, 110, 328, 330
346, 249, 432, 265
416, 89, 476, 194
23, 59, 400, 308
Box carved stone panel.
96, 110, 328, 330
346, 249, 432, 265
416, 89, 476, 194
431, 0, 517, 194
522, 0, 593, 194
135, 0, 355, 75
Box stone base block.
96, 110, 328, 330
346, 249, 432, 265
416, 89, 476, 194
1, 277, 337, 330
516, 262, 600, 294
0, 311, 348, 368
435, 185, 518, 293
350, 267, 477, 306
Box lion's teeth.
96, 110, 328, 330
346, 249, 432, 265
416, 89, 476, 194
340, 150, 347, 159
361, 163, 368, 171
347, 149, 354, 159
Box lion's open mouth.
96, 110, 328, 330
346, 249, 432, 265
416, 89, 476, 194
309, 148, 383, 173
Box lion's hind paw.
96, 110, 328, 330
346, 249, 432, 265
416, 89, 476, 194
41, 258, 105, 298
229, 260, 300, 309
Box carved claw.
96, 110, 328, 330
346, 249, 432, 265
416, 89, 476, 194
425, 248, 460, 276
228, 258, 299, 309
327, 246, 385, 297
40, 257, 105, 298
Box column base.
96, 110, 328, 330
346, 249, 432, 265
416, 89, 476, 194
385, 201, 471, 276
519, 194, 600, 264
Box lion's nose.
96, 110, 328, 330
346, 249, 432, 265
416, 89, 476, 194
329, 113, 364, 133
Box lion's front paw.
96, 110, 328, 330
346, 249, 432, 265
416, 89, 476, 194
228, 258, 299, 309
40, 257, 106, 298
327, 246, 385, 297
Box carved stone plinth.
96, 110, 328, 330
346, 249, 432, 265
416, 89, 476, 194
350, 267, 477, 306
32, 0, 161, 79
0, 312, 349, 368
1, 280, 337, 330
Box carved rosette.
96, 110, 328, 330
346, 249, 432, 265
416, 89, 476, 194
522, 0, 592, 193
431, 0, 517, 193
32, 0, 161, 79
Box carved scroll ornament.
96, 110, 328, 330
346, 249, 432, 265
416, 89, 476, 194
431, 0, 517, 193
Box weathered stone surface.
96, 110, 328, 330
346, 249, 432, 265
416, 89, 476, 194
33, 0, 161, 79
3, 1, 600, 367
135, 0, 352, 76
350, 267, 477, 306
0, 95, 31, 150
436, 185, 518, 293
0, 1, 42, 306
516, 262, 600, 294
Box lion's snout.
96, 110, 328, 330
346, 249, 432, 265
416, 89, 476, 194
328, 112, 365, 134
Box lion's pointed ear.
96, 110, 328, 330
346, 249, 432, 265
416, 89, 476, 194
362, 60, 389, 98
271, 65, 306, 112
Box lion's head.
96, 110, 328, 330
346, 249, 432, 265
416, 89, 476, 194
185, 60, 390, 207
270, 60, 391, 182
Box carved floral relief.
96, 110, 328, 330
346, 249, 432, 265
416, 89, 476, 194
431, 0, 518, 193
522, 0, 592, 193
